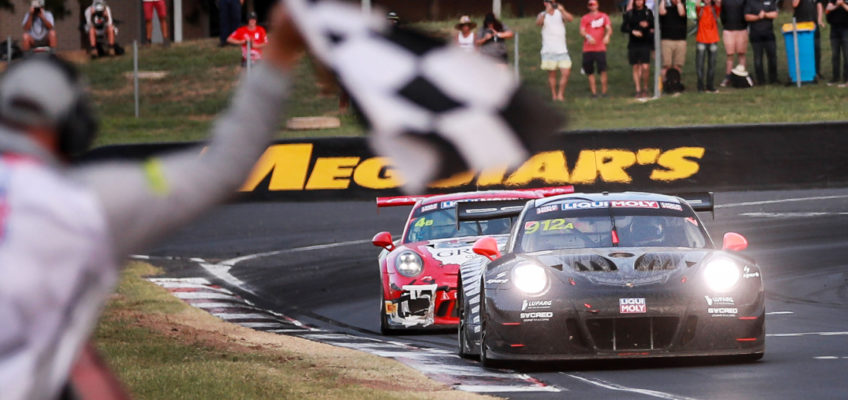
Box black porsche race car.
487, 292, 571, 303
456, 192, 764, 366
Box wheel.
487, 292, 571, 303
457, 278, 474, 358
379, 285, 399, 335
478, 282, 503, 369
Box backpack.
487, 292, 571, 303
663, 68, 685, 93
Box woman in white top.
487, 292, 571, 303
455, 15, 477, 52
537, 0, 574, 101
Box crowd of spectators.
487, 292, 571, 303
450, 0, 848, 99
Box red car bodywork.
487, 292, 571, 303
373, 188, 573, 332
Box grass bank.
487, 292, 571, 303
79, 13, 847, 145
96, 262, 489, 400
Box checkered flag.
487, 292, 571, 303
285, 0, 564, 193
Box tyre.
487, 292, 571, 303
457, 277, 474, 358
478, 282, 503, 369
379, 285, 399, 335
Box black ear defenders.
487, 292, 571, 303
0, 54, 98, 158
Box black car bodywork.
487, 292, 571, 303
456, 192, 765, 366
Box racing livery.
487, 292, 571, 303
457, 192, 765, 365
372, 187, 573, 334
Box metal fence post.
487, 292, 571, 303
514, 32, 520, 81
792, 18, 801, 88
246, 39, 252, 75
133, 41, 139, 118
653, 0, 662, 99
6, 36, 11, 63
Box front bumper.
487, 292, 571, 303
384, 284, 458, 329
483, 287, 765, 360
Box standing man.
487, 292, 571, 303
84, 0, 116, 57
793, 0, 823, 79
0, 6, 303, 400
580, 0, 612, 98
143, 0, 170, 46
219, 0, 243, 47
696, 0, 722, 92
228, 11, 268, 65
537, 0, 575, 101
622, 0, 654, 98
21, 0, 56, 52
745, 0, 779, 84
826, 0, 848, 85
720, 0, 749, 87
659, 0, 687, 81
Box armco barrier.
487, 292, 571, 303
81, 121, 848, 201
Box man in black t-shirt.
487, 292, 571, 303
793, 0, 825, 79
659, 0, 687, 80
826, 0, 848, 84
745, 0, 779, 84
720, 0, 749, 86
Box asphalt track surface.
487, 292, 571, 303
148, 188, 848, 399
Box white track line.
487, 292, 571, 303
221, 239, 372, 266
768, 331, 848, 337
563, 373, 699, 400
739, 212, 848, 218
716, 194, 848, 208
455, 385, 562, 393
766, 311, 794, 315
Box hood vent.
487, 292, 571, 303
568, 256, 617, 272
634, 253, 682, 271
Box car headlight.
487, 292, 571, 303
395, 251, 423, 277
512, 263, 548, 294
702, 258, 741, 292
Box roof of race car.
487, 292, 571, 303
534, 191, 683, 207
418, 190, 542, 206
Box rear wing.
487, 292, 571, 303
676, 192, 715, 214
455, 199, 530, 225
375, 185, 575, 208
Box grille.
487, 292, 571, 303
634, 253, 682, 271
587, 317, 679, 351
568, 256, 617, 272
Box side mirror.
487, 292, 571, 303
473, 236, 501, 261
722, 232, 748, 251
372, 231, 395, 251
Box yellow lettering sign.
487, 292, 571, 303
306, 157, 360, 190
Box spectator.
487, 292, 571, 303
142, 0, 169, 46
659, 0, 687, 82
0, 5, 303, 399
793, 0, 823, 79
476, 12, 515, 64
695, 0, 722, 92
21, 0, 56, 52
228, 11, 268, 66
826, 0, 848, 86
622, 0, 655, 98
455, 15, 477, 52
720, 0, 748, 87
745, 0, 779, 84
219, 0, 243, 47
580, 0, 612, 97
84, 0, 116, 58
537, 0, 575, 101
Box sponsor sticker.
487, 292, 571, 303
420, 203, 438, 212
704, 296, 735, 306
708, 307, 738, 317
440, 201, 456, 209
520, 311, 553, 321
536, 204, 559, 214
611, 200, 659, 209
743, 266, 760, 279
562, 201, 608, 210
660, 202, 683, 211
385, 301, 397, 315
521, 299, 553, 311
619, 298, 646, 313
486, 278, 508, 284
685, 217, 699, 226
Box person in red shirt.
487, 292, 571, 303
579, 0, 612, 97
228, 12, 268, 65
695, 0, 722, 92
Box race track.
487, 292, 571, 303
147, 189, 848, 399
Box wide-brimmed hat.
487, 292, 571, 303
455, 15, 477, 29
731, 64, 749, 77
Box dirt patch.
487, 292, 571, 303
123, 71, 169, 80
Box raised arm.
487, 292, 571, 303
72, 6, 303, 259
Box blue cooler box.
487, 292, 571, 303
782, 22, 816, 83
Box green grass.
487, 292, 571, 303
78, 13, 847, 145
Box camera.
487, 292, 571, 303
33, 6, 41, 13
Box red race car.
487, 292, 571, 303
372, 187, 573, 334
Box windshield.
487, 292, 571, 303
516, 200, 709, 252
404, 204, 512, 243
